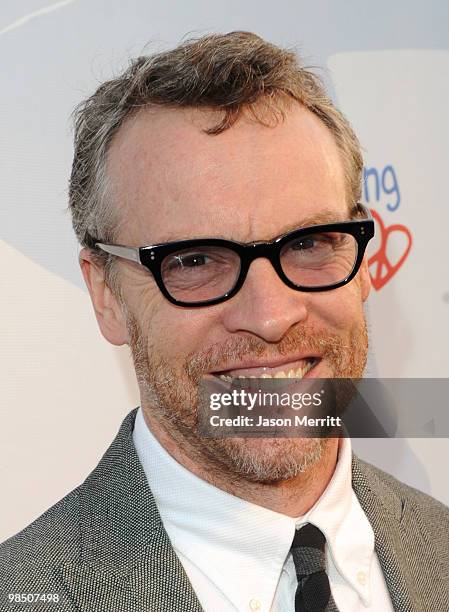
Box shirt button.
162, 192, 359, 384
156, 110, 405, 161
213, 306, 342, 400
357, 570, 367, 585
249, 598, 261, 610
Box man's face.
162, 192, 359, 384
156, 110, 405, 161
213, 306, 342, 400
105, 101, 370, 483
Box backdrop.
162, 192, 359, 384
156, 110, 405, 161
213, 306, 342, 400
1, 0, 448, 542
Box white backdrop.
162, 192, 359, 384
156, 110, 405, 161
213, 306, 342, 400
1, 0, 448, 542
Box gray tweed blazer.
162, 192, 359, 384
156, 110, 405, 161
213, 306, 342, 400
1, 408, 448, 612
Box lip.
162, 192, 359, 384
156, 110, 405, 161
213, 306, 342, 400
207, 358, 323, 396
210, 355, 322, 378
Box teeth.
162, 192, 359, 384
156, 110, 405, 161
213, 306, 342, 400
217, 359, 316, 382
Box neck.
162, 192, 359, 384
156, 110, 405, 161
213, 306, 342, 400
141, 406, 340, 517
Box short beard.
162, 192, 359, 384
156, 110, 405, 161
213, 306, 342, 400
125, 307, 368, 484
199, 436, 330, 484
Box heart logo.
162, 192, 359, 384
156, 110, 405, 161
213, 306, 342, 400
368, 209, 412, 291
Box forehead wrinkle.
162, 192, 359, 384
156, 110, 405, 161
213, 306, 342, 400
136, 207, 352, 246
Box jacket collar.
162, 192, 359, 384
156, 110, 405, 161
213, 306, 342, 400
58, 408, 417, 612
352, 455, 417, 611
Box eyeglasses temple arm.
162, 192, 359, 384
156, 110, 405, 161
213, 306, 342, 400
95, 242, 142, 264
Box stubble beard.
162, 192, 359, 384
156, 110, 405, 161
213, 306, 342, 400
125, 308, 368, 485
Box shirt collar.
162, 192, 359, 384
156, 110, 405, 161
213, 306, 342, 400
133, 407, 374, 608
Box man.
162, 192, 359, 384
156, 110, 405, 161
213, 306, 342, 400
1, 31, 448, 612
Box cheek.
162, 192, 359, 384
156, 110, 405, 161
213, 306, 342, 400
310, 284, 365, 331
144, 302, 220, 361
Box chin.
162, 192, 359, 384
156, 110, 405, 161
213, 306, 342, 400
208, 436, 328, 483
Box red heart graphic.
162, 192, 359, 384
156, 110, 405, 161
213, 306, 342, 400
368, 209, 412, 291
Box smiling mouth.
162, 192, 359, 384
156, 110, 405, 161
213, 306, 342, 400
212, 357, 320, 382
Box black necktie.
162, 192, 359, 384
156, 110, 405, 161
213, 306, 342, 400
291, 523, 340, 612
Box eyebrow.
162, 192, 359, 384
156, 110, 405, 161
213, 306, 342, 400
274, 208, 354, 236
148, 206, 356, 245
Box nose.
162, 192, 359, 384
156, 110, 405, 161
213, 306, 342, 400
221, 257, 309, 342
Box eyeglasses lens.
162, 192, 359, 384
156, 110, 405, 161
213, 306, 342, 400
279, 231, 358, 288
161, 246, 241, 303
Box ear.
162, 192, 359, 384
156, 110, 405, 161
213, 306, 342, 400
359, 255, 371, 302
79, 248, 128, 346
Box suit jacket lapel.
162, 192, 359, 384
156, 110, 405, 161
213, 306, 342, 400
352, 454, 419, 612
58, 529, 204, 612
57, 408, 204, 612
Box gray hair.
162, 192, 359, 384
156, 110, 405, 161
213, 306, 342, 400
68, 31, 363, 294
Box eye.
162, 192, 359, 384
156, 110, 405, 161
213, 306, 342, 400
171, 253, 209, 268
291, 237, 318, 250
290, 234, 333, 251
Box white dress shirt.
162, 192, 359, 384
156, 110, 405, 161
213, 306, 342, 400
133, 407, 394, 612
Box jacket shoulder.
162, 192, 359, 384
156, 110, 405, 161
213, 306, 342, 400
0, 486, 81, 604
356, 456, 449, 526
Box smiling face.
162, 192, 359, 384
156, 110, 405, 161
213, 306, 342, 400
88, 99, 371, 483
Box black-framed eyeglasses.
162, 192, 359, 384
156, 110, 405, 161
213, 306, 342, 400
86, 203, 374, 308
